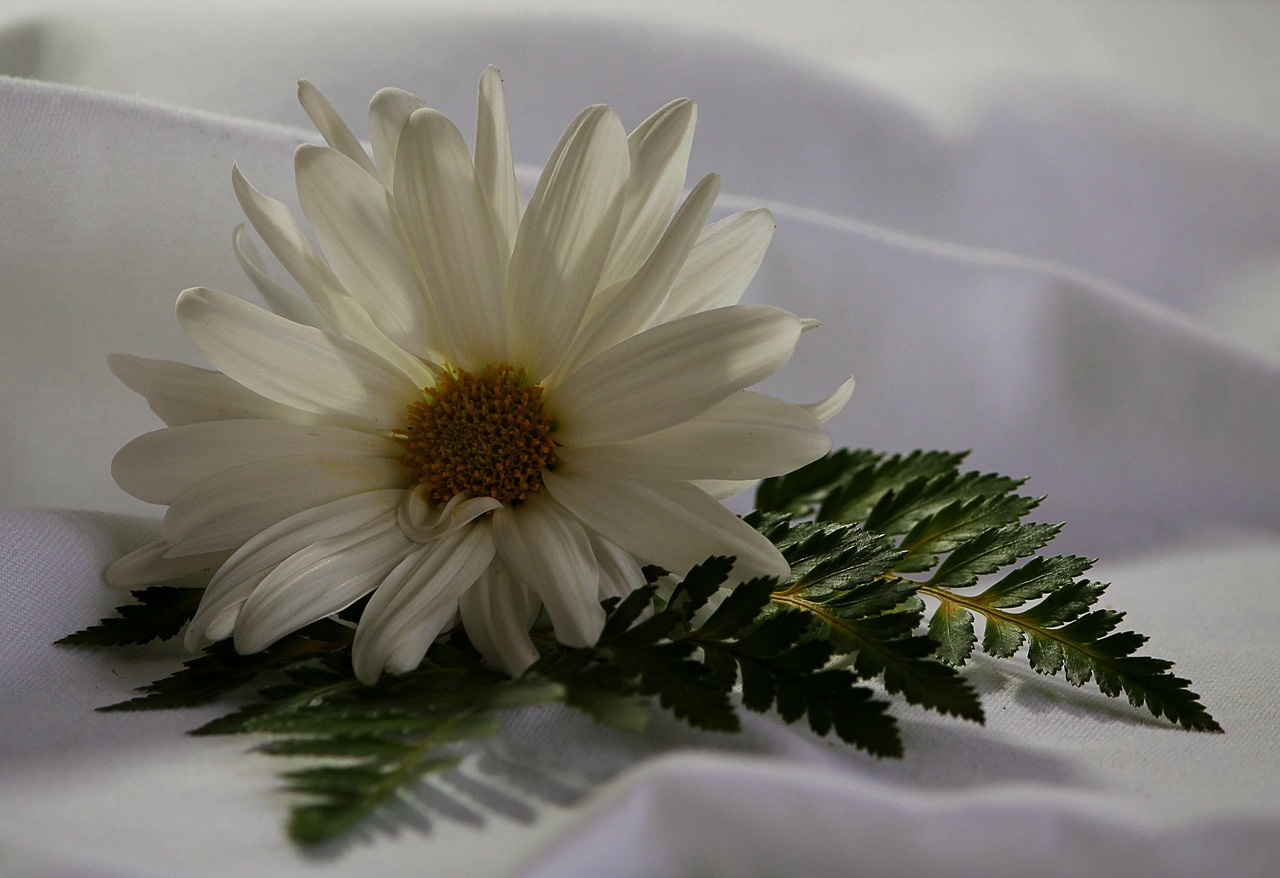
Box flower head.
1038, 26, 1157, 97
107, 68, 853, 683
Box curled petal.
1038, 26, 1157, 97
800, 376, 856, 425
397, 486, 502, 543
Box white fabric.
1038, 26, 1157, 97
3, 2, 1280, 876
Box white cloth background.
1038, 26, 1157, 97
2, 2, 1279, 876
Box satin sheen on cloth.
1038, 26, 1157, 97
2, 3, 1280, 877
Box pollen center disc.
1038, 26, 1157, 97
396, 364, 556, 504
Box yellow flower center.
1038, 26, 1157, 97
396, 364, 556, 505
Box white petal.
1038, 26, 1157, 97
491, 494, 604, 647
176, 287, 421, 431
234, 515, 412, 653
108, 354, 318, 427
113, 420, 400, 505
475, 67, 523, 258
554, 173, 720, 380
398, 489, 503, 544
232, 164, 354, 325
458, 565, 540, 676
295, 145, 435, 356
558, 391, 829, 482
232, 225, 324, 328
800, 376, 856, 425
321, 294, 439, 386
189, 563, 267, 647
692, 478, 757, 501
203, 606, 244, 643
233, 167, 433, 378
105, 540, 229, 590
186, 489, 401, 648
658, 208, 775, 321
369, 87, 426, 190
386, 602, 459, 675
544, 468, 788, 580
395, 108, 509, 371
353, 522, 496, 683
508, 104, 629, 379
211, 490, 402, 593
599, 99, 696, 290
297, 80, 378, 176
162, 456, 408, 556
589, 533, 646, 601
551, 305, 802, 445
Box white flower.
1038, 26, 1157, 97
107, 68, 854, 683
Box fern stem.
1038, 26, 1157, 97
915, 582, 1102, 666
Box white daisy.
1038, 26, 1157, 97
107, 68, 854, 683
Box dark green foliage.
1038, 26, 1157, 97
754, 448, 883, 517
692, 578, 902, 757
535, 560, 901, 755
61, 446, 1219, 847
56, 586, 201, 646
189, 645, 565, 844
761, 518, 984, 722
923, 564, 1221, 732
100, 619, 355, 711
927, 602, 977, 667
758, 450, 1220, 733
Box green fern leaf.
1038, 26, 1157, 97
711, 607, 902, 757
927, 600, 977, 666
817, 450, 970, 524
56, 586, 201, 646
927, 523, 1061, 589
66, 444, 1221, 851
101, 620, 354, 712
754, 448, 882, 516
922, 561, 1221, 731
894, 491, 1042, 573
763, 520, 983, 722
863, 470, 1026, 538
